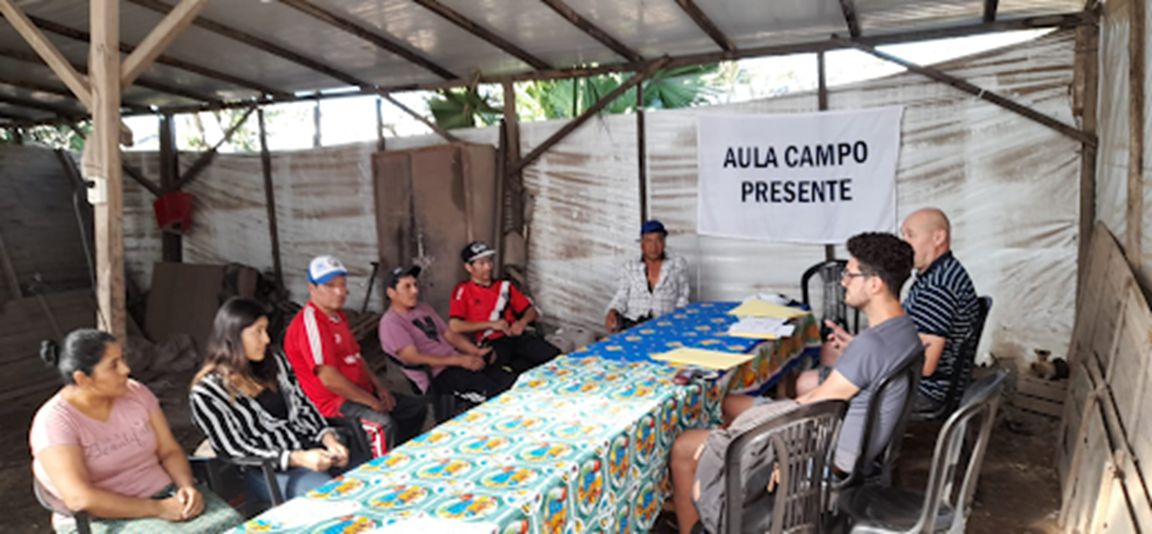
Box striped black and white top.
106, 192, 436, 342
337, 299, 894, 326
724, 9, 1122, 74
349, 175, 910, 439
190, 352, 335, 471
903, 251, 979, 403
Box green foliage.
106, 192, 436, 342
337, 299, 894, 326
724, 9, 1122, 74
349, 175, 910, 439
427, 88, 503, 130
427, 64, 725, 129
0, 122, 89, 151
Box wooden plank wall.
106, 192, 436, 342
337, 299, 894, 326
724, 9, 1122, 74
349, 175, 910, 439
1058, 222, 1152, 533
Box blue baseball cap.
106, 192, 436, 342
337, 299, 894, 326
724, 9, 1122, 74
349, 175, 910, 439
640, 219, 667, 236
307, 255, 348, 284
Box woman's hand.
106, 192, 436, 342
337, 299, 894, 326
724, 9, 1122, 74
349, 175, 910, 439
322, 434, 349, 468
294, 449, 335, 472
154, 495, 188, 522
454, 355, 485, 371
175, 485, 204, 519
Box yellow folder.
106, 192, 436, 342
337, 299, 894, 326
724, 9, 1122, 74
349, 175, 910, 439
650, 347, 755, 370
727, 300, 809, 319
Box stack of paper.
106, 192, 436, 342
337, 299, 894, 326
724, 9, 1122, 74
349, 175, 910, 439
727, 299, 809, 319
727, 317, 796, 340
650, 347, 755, 370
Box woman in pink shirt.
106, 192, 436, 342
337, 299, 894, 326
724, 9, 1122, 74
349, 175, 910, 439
29, 329, 241, 533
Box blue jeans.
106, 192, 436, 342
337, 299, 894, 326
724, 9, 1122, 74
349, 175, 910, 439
245, 467, 332, 503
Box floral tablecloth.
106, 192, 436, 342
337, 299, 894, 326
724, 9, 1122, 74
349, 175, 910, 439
236, 302, 819, 534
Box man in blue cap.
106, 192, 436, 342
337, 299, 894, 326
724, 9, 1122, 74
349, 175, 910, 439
604, 219, 691, 333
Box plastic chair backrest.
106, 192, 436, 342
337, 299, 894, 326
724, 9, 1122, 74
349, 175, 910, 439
841, 349, 924, 488
939, 296, 993, 415
914, 370, 1007, 532
32, 476, 92, 534
800, 260, 860, 334
724, 400, 848, 534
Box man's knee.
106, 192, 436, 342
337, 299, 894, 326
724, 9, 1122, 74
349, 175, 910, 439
722, 395, 754, 424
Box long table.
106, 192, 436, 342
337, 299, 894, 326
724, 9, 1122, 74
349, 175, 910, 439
236, 302, 819, 533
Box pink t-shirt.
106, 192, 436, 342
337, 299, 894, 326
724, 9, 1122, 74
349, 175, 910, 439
30, 379, 172, 500
379, 303, 458, 393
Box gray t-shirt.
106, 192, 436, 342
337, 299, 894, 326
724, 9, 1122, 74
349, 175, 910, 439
832, 315, 922, 472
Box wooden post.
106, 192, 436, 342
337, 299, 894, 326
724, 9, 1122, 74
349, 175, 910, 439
1125, 0, 1146, 271
636, 81, 648, 224
91, 0, 126, 337
1076, 10, 1099, 302
158, 112, 181, 262
313, 96, 322, 148
375, 95, 386, 151
258, 109, 283, 287
501, 81, 522, 234
818, 51, 836, 262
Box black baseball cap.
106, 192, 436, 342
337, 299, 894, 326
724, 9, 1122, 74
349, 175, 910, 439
461, 241, 496, 264
386, 265, 422, 288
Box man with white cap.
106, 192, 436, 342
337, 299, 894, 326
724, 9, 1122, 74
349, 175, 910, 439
283, 255, 427, 447
449, 241, 560, 376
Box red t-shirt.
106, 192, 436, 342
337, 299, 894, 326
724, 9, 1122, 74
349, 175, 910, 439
449, 279, 532, 343
283, 301, 374, 416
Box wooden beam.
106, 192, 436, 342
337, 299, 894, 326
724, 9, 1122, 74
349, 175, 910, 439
818, 50, 835, 260
500, 81, 522, 236
122, 0, 208, 86
174, 106, 257, 190
157, 113, 180, 260
126, 0, 373, 89
0, 0, 91, 109
1125, 0, 1145, 270
257, 108, 283, 287
412, 0, 552, 71
636, 80, 647, 223
380, 93, 462, 144
279, 0, 458, 80
17, 13, 288, 99
0, 47, 216, 103
838, 0, 863, 39
91, 0, 126, 337
1075, 9, 1098, 302
0, 92, 83, 117
846, 40, 1097, 147
509, 58, 669, 176
984, 0, 1001, 23
0, 77, 149, 112
674, 0, 734, 52
148, 12, 1087, 116
540, 0, 644, 63
122, 160, 163, 197
0, 109, 35, 122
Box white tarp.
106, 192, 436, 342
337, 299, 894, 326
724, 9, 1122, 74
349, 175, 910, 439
696, 108, 903, 243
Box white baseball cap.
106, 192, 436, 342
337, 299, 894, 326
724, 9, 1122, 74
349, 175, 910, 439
307, 255, 348, 284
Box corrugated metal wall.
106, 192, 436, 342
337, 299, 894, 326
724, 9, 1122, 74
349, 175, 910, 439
121, 30, 1081, 362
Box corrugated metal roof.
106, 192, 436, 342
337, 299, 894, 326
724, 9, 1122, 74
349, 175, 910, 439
0, 0, 1082, 122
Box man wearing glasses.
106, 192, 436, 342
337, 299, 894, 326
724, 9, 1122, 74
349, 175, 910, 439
670, 233, 923, 534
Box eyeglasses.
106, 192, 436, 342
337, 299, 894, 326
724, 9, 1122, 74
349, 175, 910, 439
841, 270, 873, 280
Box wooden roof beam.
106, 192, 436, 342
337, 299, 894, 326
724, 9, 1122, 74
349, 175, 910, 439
279, 0, 458, 79
411, 0, 552, 70
0, 92, 83, 118
0, 108, 36, 122
0, 47, 216, 103
0, 77, 149, 112
0, 0, 90, 108
121, 0, 207, 86
675, 0, 734, 52
126, 0, 373, 89
540, 0, 644, 63
11, 12, 291, 99
839, 0, 862, 39
174, 106, 256, 190
845, 39, 1095, 147
984, 0, 1001, 23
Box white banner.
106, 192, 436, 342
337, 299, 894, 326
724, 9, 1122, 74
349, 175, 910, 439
696, 107, 903, 244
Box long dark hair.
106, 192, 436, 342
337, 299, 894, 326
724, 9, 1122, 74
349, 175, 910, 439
40, 329, 116, 385
193, 297, 277, 394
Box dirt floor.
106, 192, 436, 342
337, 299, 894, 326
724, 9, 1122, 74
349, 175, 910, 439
0, 372, 1064, 534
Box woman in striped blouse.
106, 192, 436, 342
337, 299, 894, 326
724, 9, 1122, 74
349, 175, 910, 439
190, 298, 364, 503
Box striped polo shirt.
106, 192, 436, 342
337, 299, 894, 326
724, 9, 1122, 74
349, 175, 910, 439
903, 251, 979, 403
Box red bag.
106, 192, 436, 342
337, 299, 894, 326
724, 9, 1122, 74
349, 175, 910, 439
359, 418, 389, 458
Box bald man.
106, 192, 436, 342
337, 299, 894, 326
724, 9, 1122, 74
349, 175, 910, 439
784, 208, 979, 414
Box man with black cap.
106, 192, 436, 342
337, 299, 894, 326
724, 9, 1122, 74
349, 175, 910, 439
449, 241, 560, 375
379, 265, 517, 406
605, 219, 690, 333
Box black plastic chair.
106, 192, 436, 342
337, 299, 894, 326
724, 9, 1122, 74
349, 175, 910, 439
384, 351, 460, 424
801, 260, 860, 335
837, 370, 1008, 533
720, 400, 849, 534
836, 350, 924, 490
33, 477, 92, 534
911, 296, 993, 422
